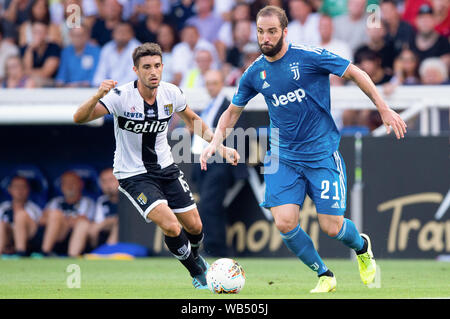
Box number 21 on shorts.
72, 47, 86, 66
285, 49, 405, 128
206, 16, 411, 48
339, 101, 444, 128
320, 180, 340, 200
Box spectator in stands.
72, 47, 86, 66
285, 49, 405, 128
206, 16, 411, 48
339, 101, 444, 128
92, 21, 140, 86
91, 0, 123, 47
319, 14, 352, 61
49, 0, 91, 48
318, 14, 352, 87
55, 23, 100, 87
156, 23, 178, 83
430, 0, 450, 37
354, 22, 397, 73
419, 56, 450, 84
384, 48, 420, 95
88, 168, 119, 248
38, 171, 95, 257
170, 24, 218, 86
320, 0, 348, 18
403, 0, 450, 38
0, 176, 42, 257
380, 0, 416, 54
409, 3, 450, 67
17, 0, 60, 47
342, 50, 392, 131
21, 21, 61, 87
333, 0, 369, 52
216, 2, 257, 62
180, 48, 214, 89
224, 41, 261, 86
133, 0, 173, 44
1, 55, 35, 88
3, 0, 34, 40
167, 0, 195, 32
286, 0, 321, 46
225, 20, 253, 70
0, 23, 19, 81
185, 0, 223, 44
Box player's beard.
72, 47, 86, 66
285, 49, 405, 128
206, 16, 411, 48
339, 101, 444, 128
259, 33, 284, 57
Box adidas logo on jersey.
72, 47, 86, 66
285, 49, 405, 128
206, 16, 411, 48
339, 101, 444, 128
262, 81, 270, 89
331, 202, 340, 209
271, 88, 306, 107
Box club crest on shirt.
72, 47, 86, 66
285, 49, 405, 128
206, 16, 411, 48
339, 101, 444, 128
290, 62, 300, 80
137, 192, 148, 205
164, 104, 173, 116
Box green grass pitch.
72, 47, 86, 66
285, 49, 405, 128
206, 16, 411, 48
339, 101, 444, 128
0, 258, 449, 299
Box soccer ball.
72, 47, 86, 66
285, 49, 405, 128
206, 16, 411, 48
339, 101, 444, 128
206, 258, 246, 294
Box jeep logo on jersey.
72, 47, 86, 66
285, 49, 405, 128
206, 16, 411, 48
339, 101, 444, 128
271, 88, 306, 106
118, 117, 169, 134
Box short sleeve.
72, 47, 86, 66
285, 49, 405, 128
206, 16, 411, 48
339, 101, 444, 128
94, 198, 105, 223
314, 48, 351, 77
99, 88, 122, 115
45, 197, 60, 211
0, 201, 10, 221
79, 197, 96, 220
174, 87, 187, 112
231, 69, 258, 107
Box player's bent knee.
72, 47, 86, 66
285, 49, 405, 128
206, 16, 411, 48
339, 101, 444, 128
274, 219, 297, 234
317, 214, 344, 237
185, 222, 202, 235
162, 222, 182, 237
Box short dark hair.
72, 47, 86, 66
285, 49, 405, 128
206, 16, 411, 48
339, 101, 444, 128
132, 42, 163, 67
256, 5, 288, 30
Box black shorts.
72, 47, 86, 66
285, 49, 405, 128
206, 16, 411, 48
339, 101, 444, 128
118, 167, 196, 223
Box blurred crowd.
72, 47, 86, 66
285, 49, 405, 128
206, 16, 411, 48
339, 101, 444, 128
0, 167, 119, 258
0, 0, 449, 127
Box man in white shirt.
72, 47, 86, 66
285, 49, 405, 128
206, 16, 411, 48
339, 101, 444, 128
286, 0, 321, 46
92, 22, 141, 86
318, 14, 353, 129
333, 0, 369, 52
170, 24, 219, 86
0, 24, 19, 81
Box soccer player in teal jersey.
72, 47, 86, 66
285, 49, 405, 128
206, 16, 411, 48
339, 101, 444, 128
200, 6, 407, 293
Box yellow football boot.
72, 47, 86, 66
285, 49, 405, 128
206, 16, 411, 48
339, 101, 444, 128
310, 275, 337, 293
357, 233, 376, 285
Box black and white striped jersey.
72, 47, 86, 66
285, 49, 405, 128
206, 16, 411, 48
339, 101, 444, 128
0, 200, 42, 223
99, 80, 187, 180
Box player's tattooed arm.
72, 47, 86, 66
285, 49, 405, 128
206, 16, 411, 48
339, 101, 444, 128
73, 80, 117, 124
342, 64, 407, 139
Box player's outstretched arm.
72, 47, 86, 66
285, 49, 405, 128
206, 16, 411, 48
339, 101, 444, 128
177, 105, 240, 166
73, 80, 117, 124
200, 104, 243, 170
342, 64, 407, 139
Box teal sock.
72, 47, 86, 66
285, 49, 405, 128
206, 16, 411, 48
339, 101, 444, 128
332, 218, 364, 251
280, 224, 328, 275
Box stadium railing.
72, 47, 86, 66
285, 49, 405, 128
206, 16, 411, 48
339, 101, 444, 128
0, 85, 449, 135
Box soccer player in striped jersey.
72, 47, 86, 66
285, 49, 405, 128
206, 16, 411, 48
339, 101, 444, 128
201, 6, 407, 293
73, 43, 239, 289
